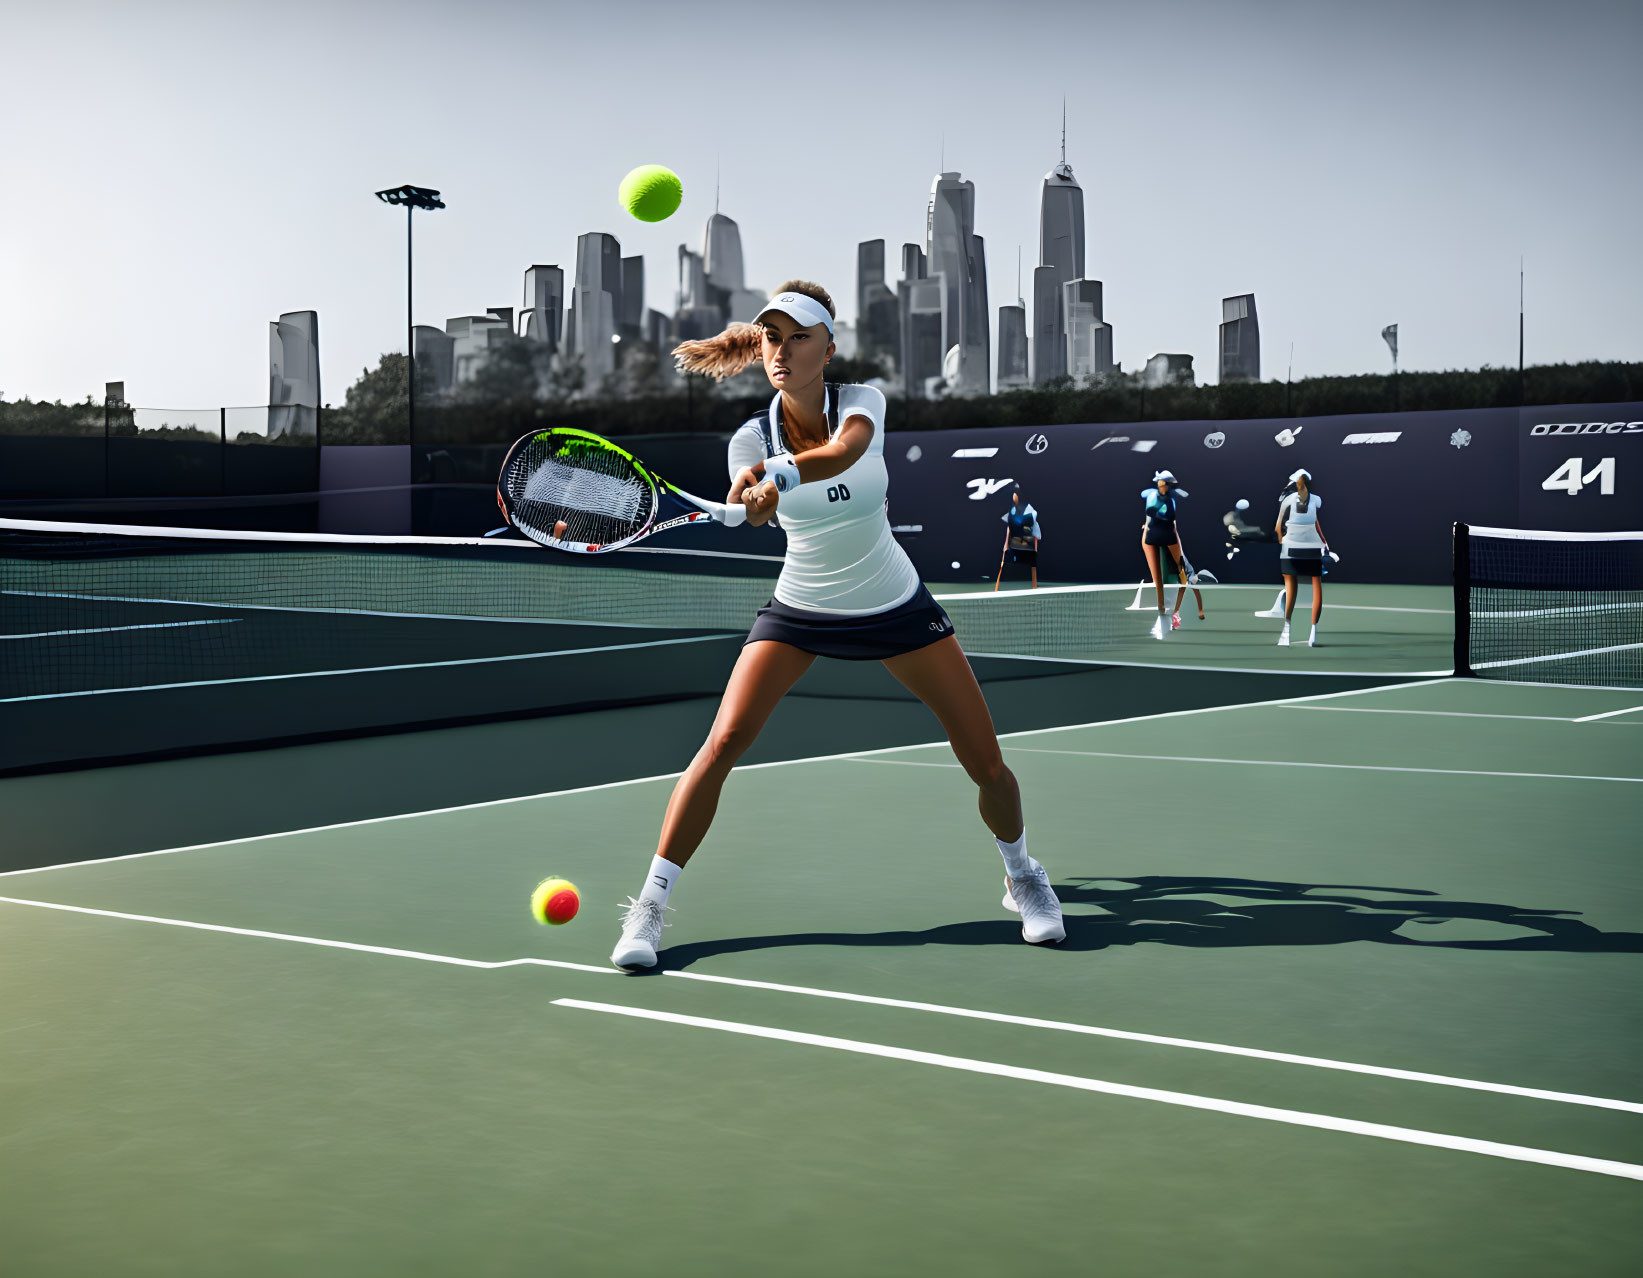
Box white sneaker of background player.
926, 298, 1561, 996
1150, 614, 1167, 640
1001, 859, 1066, 944
1309, 624, 1320, 648
611, 896, 670, 969
1255, 591, 1286, 618
1278, 622, 1291, 647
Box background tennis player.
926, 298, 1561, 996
1141, 470, 1190, 639
608, 282, 1065, 969
1275, 467, 1328, 647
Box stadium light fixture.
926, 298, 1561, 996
375, 185, 446, 447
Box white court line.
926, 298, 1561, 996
0, 896, 617, 975
965, 651, 1454, 678
1281, 706, 1575, 723
1474, 640, 1643, 671
0, 677, 1443, 880
0, 633, 738, 704
1, 618, 241, 641
2, 588, 698, 632
664, 971, 1643, 1114
1575, 704, 1643, 723
552, 1000, 1643, 1182
1001, 747, 1643, 785
7, 892, 1635, 1120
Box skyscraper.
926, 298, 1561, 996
997, 304, 1028, 390
856, 239, 899, 369
568, 232, 621, 385
1032, 110, 1086, 385
520, 265, 563, 354
925, 172, 990, 395
1220, 293, 1260, 382
897, 243, 943, 398
1063, 279, 1114, 381
268, 310, 319, 438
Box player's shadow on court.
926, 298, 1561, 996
658, 874, 1643, 968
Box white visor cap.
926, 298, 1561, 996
757, 291, 835, 337
1288, 468, 1312, 483
1152, 470, 1178, 483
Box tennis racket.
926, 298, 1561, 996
498, 428, 747, 553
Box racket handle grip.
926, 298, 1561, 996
716, 502, 748, 528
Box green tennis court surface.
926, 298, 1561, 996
3, 675, 1640, 1276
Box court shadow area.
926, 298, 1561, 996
658, 874, 1643, 969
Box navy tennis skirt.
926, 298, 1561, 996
1279, 550, 1325, 576
745, 585, 954, 661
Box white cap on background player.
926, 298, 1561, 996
1289, 468, 1312, 482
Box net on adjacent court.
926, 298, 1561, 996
1454, 523, 1643, 687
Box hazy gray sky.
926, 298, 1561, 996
2, 0, 1638, 407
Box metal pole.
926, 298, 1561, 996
220, 405, 227, 494
407, 203, 415, 449
1518, 257, 1525, 405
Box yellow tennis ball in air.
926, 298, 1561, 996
530, 877, 581, 926
619, 165, 683, 222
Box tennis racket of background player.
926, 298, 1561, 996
498, 427, 749, 552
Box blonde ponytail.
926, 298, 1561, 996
672, 322, 764, 381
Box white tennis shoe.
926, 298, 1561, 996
1150, 614, 1167, 640
1278, 623, 1291, 647
1001, 860, 1066, 945
611, 896, 670, 969
1309, 625, 1320, 647
1255, 591, 1286, 618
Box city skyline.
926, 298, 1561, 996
2, 0, 1639, 407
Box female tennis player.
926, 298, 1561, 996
1140, 470, 1191, 639
609, 282, 1065, 969
1275, 468, 1328, 647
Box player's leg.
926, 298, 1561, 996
881, 637, 1065, 943
1309, 573, 1324, 644
655, 640, 814, 867
1279, 573, 1297, 646
1143, 540, 1164, 609
612, 640, 814, 968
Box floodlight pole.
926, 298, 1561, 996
375, 185, 445, 449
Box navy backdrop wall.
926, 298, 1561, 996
880, 401, 1643, 585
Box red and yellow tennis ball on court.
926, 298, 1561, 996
619, 164, 683, 222
530, 877, 581, 926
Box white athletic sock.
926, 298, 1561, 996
996, 831, 1033, 877
639, 855, 681, 909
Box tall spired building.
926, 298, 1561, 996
1032, 107, 1086, 385
925, 171, 990, 396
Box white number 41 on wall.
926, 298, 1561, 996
1542, 457, 1616, 496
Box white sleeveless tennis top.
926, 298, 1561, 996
726, 383, 920, 615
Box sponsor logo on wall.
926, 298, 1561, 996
904, 444, 923, 461
1275, 427, 1303, 447
1203, 431, 1225, 449
1025, 433, 1049, 454
1450, 430, 1472, 448
952, 447, 999, 458
1341, 432, 1402, 445
1091, 434, 1130, 450
1131, 440, 1157, 453
966, 477, 1014, 501
1529, 421, 1643, 436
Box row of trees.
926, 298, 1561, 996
6, 358, 1640, 444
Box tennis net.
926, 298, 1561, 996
1454, 523, 1643, 687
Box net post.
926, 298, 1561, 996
1453, 521, 1473, 678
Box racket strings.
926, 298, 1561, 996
504, 443, 655, 546
522, 458, 646, 524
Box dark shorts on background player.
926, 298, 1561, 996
1006, 536, 1037, 567
1279, 551, 1324, 576
1144, 527, 1180, 548
745, 584, 954, 661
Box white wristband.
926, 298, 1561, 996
763, 452, 801, 493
